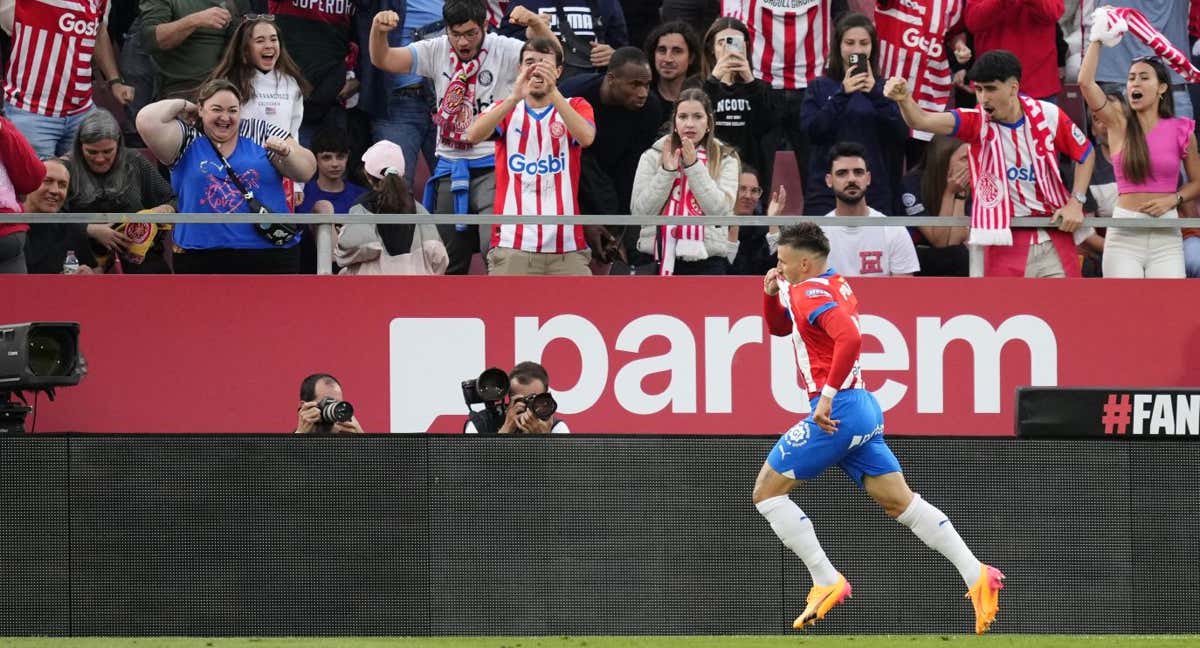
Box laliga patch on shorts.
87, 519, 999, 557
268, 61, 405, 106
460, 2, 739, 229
806, 289, 833, 299
784, 421, 812, 447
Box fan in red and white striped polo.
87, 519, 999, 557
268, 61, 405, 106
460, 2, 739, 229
876, 0, 963, 123
721, 0, 831, 90
4, 0, 110, 118
490, 97, 595, 253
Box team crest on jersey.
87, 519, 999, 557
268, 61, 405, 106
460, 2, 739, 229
805, 288, 833, 299
549, 121, 566, 139
478, 70, 494, 87
976, 173, 1002, 208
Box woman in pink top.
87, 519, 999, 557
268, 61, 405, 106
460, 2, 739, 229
1079, 40, 1200, 278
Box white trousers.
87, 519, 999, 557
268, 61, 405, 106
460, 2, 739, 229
1102, 206, 1185, 278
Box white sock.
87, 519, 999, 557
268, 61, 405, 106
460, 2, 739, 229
756, 495, 840, 587
897, 493, 982, 586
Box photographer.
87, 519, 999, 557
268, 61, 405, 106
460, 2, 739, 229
295, 373, 364, 434
464, 362, 570, 435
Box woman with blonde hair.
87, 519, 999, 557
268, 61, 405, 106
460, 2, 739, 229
632, 87, 740, 275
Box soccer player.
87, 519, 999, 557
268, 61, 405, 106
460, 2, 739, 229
754, 223, 1004, 634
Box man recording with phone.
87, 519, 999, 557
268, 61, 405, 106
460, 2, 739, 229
295, 373, 364, 434
463, 361, 570, 435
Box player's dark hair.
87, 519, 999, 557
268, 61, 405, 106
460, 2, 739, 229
521, 36, 564, 68
967, 50, 1022, 84
608, 46, 650, 75
828, 141, 868, 172
510, 361, 550, 390
443, 0, 486, 30
777, 223, 831, 258
300, 373, 340, 402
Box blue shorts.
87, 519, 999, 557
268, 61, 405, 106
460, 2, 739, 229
766, 389, 902, 488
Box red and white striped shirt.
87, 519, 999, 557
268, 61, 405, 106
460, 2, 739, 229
4, 0, 109, 118
488, 0, 510, 28
721, 0, 830, 90
490, 97, 594, 253
952, 100, 1091, 219
876, 0, 962, 120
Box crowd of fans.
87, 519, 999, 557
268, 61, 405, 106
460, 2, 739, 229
1, 0, 1198, 278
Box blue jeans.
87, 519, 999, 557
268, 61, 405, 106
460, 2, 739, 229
1184, 236, 1200, 278
372, 84, 437, 189
5, 102, 94, 157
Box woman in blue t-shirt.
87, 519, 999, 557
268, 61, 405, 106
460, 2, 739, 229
136, 79, 316, 274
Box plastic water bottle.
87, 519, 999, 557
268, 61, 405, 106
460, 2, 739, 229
62, 250, 80, 275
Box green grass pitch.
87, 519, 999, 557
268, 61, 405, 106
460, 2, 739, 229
3, 637, 1198, 648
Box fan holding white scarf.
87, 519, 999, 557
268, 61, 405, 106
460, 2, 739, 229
884, 50, 1097, 278
632, 87, 740, 276
1076, 5, 1200, 279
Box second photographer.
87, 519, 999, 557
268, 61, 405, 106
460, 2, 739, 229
463, 362, 570, 435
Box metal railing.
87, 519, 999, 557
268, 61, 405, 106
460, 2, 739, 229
5, 213, 1194, 276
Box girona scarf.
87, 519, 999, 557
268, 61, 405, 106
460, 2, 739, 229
1092, 7, 1200, 82
965, 95, 1070, 246
433, 49, 486, 150
657, 147, 708, 276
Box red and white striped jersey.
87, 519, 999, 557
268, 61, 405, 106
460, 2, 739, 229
488, 0, 510, 28
952, 101, 1091, 218
778, 270, 866, 396
876, 0, 962, 121
4, 0, 109, 118
490, 97, 594, 253
721, 0, 830, 90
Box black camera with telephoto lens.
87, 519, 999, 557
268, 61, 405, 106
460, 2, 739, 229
316, 397, 354, 424
462, 367, 558, 434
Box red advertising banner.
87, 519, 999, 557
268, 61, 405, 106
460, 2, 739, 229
4, 276, 1198, 437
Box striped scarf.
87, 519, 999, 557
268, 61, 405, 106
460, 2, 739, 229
1092, 7, 1200, 82
433, 50, 486, 150
657, 147, 708, 276
964, 95, 1069, 246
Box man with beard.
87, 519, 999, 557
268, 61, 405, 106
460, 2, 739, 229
884, 50, 1095, 278
559, 46, 662, 266
464, 37, 596, 275
819, 142, 919, 277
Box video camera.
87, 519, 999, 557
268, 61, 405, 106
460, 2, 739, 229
462, 367, 558, 434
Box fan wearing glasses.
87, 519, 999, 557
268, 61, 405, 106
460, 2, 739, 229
1079, 39, 1200, 278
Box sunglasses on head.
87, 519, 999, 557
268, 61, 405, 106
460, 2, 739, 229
1132, 55, 1162, 65
242, 13, 275, 22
